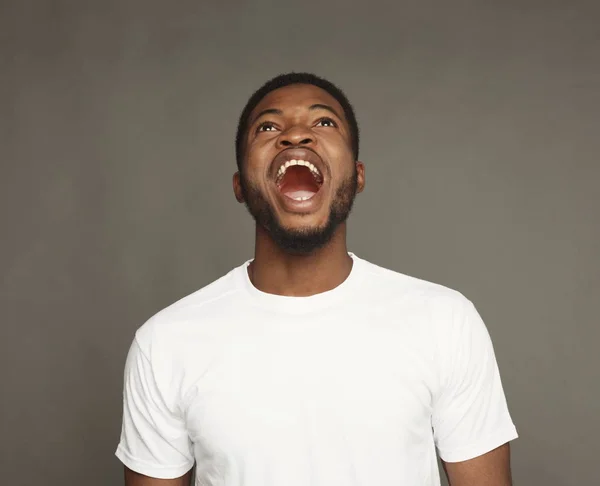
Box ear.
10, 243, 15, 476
355, 161, 365, 194
233, 171, 245, 203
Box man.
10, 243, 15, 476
116, 73, 518, 485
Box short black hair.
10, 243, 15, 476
235, 72, 359, 171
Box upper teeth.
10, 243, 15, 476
276, 159, 322, 182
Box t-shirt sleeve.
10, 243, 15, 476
432, 298, 518, 463
115, 336, 194, 479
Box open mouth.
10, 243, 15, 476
275, 159, 324, 201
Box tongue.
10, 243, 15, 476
284, 189, 316, 200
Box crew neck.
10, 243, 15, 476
235, 253, 364, 314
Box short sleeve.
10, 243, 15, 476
115, 337, 194, 479
432, 299, 518, 463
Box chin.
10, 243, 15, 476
275, 213, 330, 233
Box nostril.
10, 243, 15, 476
300, 138, 312, 145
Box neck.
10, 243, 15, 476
249, 223, 353, 297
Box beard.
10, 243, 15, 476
240, 167, 358, 255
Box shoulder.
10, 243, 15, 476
356, 255, 473, 311
356, 258, 494, 371
134, 263, 246, 355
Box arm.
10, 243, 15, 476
442, 443, 512, 486
432, 299, 518, 483
124, 466, 193, 486
116, 337, 195, 482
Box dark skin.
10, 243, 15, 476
233, 83, 365, 297
443, 444, 513, 485
124, 468, 192, 486
125, 83, 512, 485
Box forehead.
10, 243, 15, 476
250, 84, 346, 121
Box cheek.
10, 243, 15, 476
243, 153, 266, 177
322, 145, 355, 179
320, 131, 353, 157
241, 163, 270, 197
245, 141, 277, 174
247, 133, 277, 156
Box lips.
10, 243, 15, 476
269, 148, 328, 212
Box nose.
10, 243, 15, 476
277, 125, 314, 148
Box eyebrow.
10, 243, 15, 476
250, 108, 283, 125
250, 103, 343, 125
308, 103, 342, 120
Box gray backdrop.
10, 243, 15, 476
1, 1, 598, 485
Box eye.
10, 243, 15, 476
315, 117, 337, 128
256, 122, 278, 133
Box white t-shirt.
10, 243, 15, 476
116, 254, 518, 485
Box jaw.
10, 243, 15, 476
240, 162, 357, 253
256, 204, 345, 256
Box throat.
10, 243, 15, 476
278, 166, 321, 200
249, 252, 354, 296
